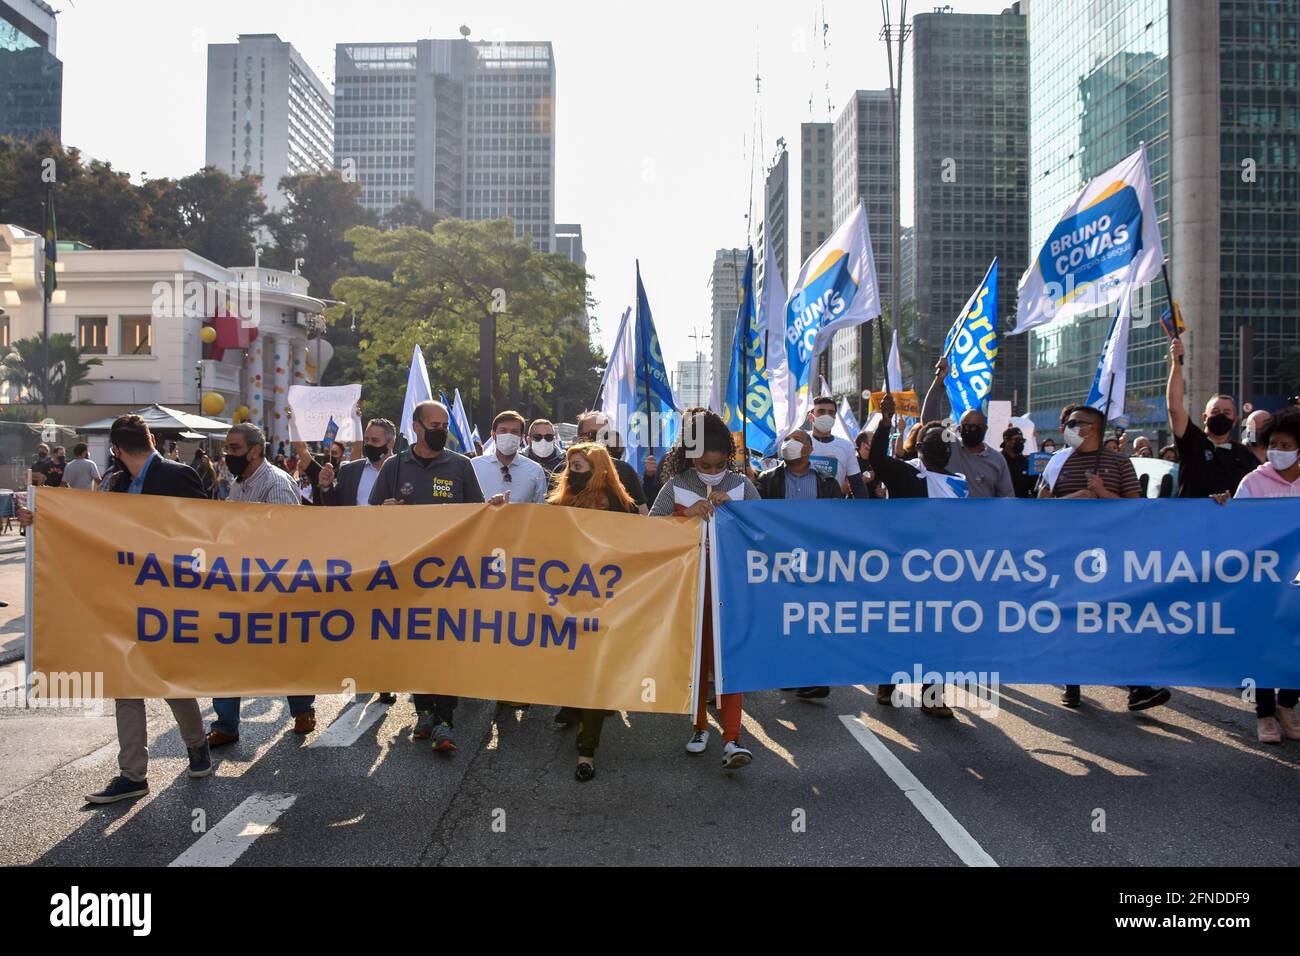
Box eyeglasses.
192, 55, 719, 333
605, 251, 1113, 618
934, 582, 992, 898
1063, 419, 1094, 429
531, 433, 556, 442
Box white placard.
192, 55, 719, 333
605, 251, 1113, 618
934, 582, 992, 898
287, 384, 363, 443
1008, 415, 1038, 454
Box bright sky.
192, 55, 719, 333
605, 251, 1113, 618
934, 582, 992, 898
55, 0, 1012, 372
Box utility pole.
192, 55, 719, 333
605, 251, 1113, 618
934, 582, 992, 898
880, 0, 910, 399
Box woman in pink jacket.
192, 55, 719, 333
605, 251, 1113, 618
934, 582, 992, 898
1232, 406, 1300, 743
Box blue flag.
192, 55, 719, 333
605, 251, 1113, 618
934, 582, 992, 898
943, 258, 999, 416
629, 263, 679, 466
722, 248, 778, 456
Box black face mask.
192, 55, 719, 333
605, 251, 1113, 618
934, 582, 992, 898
423, 428, 448, 452
606, 446, 625, 460
1207, 413, 1234, 437
362, 443, 386, 463
568, 470, 591, 491
921, 438, 951, 470
1008, 439, 1026, 455
960, 425, 987, 448
225, 453, 249, 477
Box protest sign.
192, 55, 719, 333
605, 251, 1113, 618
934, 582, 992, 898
868, 390, 920, 418
287, 384, 363, 442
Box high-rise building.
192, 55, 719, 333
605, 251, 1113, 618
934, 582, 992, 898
0, 0, 61, 141
205, 34, 334, 211
709, 248, 746, 403
799, 122, 835, 268
829, 90, 896, 398
757, 140, 789, 306
1026, 0, 1300, 437
899, 225, 915, 305
334, 38, 555, 251
913, 5, 1029, 408
555, 223, 585, 270
674, 353, 711, 409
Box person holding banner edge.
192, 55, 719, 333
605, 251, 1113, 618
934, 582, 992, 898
1038, 404, 1172, 713
650, 408, 758, 770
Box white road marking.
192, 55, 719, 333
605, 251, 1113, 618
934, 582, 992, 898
308, 699, 390, 748
839, 714, 997, 867
169, 792, 297, 867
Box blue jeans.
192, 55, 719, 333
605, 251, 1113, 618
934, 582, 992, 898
211, 696, 315, 735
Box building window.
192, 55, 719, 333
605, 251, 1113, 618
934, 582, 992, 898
77, 316, 108, 355
120, 316, 152, 355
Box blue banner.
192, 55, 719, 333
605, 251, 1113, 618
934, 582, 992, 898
713, 499, 1300, 692
631, 263, 679, 462
722, 248, 778, 456
943, 258, 998, 416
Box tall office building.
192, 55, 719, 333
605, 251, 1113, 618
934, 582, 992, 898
674, 353, 712, 409
709, 248, 746, 402
205, 34, 334, 211
799, 122, 835, 268
829, 90, 896, 398
0, 0, 61, 141
1026, 0, 1300, 435
913, 5, 1029, 407
555, 223, 585, 270
334, 38, 555, 251
899, 225, 915, 305
757, 140, 789, 306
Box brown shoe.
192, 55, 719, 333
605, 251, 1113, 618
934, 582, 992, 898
207, 729, 239, 748
292, 711, 317, 735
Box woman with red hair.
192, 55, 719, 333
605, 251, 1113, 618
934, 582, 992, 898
548, 442, 638, 781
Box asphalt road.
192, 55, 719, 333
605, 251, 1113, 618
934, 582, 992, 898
2, 679, 1297, 866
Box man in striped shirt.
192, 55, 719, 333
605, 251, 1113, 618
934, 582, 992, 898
207, 423, 316, 747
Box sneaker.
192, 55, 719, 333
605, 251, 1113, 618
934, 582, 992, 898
876, 684, 895, 706
412, 711, 435, 740
206, 729, 239, 748
1127, 686, 1171, 712
721, 741, 752, 770
921, 701, 955, 719
85, 775, 148, 805
1061, 685, 1081, 708
376, 692, 397, 705
187, 742, 214, 778
685, 729, 710, 754
292, 711, 316, 735
1276, 706, 1300, 740
575, 761, 596, 782
554, 706, 578, 729
1258, 716, 1283, 744
796, 686, 831, 700
432, 722, 456, 752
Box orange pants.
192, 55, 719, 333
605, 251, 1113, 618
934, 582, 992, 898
695, 584, 743, 742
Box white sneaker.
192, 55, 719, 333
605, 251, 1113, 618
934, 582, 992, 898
685, 729, 710, 754
722, 741, 752, 770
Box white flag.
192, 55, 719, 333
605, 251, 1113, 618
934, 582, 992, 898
599, 306, 636, 430
399, 345, 433, 446
1084, 258, 1144, 422
1014, 144, 1163, 335
887, 328, 904, 393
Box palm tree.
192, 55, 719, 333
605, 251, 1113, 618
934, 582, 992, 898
1, 333, 102, 405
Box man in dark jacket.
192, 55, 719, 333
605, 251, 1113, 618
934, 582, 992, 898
521, 418, 565, 473
320, 418, 396, 508
19, 415, 215, 804
756, 431, 844, 500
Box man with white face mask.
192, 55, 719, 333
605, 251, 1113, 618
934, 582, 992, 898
755, 430, 844, 500
808, 395, 870, 499
472, 410, 549, 504
523, 418, 565, 473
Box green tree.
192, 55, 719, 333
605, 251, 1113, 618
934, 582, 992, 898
331, 219, 596, 427
163, 167, 266, 266
2, 333, 102, 405
380, 195, 440, 232
261, 171, 373, 292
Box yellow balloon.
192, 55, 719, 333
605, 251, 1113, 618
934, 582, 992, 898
201, 392, 226, 416
233, 405, 250, 423
200, 326, 218, 344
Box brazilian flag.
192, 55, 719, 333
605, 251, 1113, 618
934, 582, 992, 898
43, 186, 57, 302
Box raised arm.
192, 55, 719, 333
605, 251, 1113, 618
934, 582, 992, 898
1166, 337, 1189, 439
921, 356, 949, 424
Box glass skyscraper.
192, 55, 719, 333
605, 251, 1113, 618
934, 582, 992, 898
0, 0, 61, 141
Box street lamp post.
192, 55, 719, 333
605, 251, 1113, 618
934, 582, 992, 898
880, 1, 911, 412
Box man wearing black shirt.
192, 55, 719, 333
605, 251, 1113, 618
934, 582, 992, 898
1000, 426, 1037, 498
1166, 338, 1257, 497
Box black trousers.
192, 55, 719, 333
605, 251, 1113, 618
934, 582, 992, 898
412, 694, 457, 726
1257, 688, 1300, 718
576, 709, 613, 758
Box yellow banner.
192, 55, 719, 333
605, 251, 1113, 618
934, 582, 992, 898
868, 389, 921, 418
31, 489, 702, 714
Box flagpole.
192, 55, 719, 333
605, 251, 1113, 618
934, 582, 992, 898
1160, 261, 1182, 367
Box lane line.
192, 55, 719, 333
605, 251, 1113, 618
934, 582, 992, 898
839, 714, 997, 867
308, 699, 390, 748
168, 792, 297, 868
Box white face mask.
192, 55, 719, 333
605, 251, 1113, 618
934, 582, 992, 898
696, 468, 727, 487
780, 439, 804, 461
530, 438, 555, 459
812, 414, 836, 434
1063, 426, 1086, 450
1268, 449, 1298, 471
494, 433, 521, 456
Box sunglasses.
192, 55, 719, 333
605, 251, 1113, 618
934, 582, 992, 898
1063, 419, 1094, 429
531, 433, 556, 442
499, 466, 512, 483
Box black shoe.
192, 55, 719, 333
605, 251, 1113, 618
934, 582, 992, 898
554, 706, 578, 728
876, 684, 895, 706
1128, 686, 1171, 712
1061, 685, 1081, 708
796, 686, 831, 700
187, 742, 214, 778
85, 775, 148, 805
575, 762, 596, 782
376, 692, 397, 704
